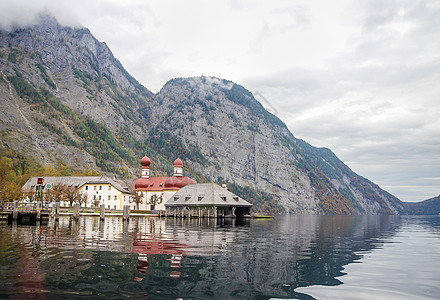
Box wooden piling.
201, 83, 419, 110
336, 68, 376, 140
73, 204, 79, 220
100, 204, 105, 220
55, 203, 60, 220
36, 202, 41, 221
12, 200, 18, 221
123, 205, 130, 221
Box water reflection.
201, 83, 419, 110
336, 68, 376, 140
1, 215, 436, 299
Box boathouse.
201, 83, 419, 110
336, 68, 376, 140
165, 183, 252, 218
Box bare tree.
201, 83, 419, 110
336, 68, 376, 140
131, 191, 143, 210
78, 193, 88, 207
65, 185, 84, 206
149, 194, 163, 210
91, 196, 100, 207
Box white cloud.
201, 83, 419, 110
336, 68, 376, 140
0, 0, 439, 202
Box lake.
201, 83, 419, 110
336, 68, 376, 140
0, 215, 439, 299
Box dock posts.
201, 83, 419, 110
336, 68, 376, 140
50, 203, 59, 219
55, 203, 60, 220
73, 204, 79, 220
123, 205, 130, 222
100, 204, 105, 220
36, 202, 41, 222
12, 200, 18, 221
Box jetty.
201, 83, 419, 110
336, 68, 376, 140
0, 201, 51, 224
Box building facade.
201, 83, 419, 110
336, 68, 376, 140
22, 176, 132, 209
132, 156, 196, 211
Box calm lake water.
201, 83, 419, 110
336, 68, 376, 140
0, 215, 439, 299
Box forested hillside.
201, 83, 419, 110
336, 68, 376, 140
404, 196, 440, 215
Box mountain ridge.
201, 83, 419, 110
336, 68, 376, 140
404, 195, 440, 215
0, 16, 406, 214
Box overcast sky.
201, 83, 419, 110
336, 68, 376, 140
1, 0, 439, 202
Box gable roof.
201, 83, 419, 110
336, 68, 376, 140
165, 183, 252, 207
22, 176, 131, 194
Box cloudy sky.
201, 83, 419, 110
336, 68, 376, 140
1, 0, 439, 202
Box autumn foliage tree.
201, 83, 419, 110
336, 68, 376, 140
45, 183, 67, 203
0, 156, 23, 202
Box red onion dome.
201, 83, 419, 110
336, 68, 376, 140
134, 178, 150, 190
141, 155, 151, 167
173, 158, 183, 168
164, 176, 195, 189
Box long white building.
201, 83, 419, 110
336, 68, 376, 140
22, 176, 132, 209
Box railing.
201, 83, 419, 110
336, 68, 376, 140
58, 207, 124, 213
0, 201, 51, 212
0, 202, 14, 211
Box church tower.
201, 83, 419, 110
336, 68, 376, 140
140, 155, 150, 178
173, 158, 183, 177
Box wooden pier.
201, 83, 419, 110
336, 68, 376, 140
0, 201, 51, 224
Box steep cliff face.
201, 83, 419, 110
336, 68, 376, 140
150, 76, 405, 214
150, 77, 321, 213
0, 15, 153, 175
0, 17, 406, 214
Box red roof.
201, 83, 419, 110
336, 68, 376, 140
134, 177, 167, 191
164, 176, 195, 189
134, 176, 195, 191
173, 158, 183, 168
140, 155, 151, 167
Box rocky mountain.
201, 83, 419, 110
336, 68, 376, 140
0, 15, 158, 176
0, 16, 406, 214
149, 77, 404, 214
